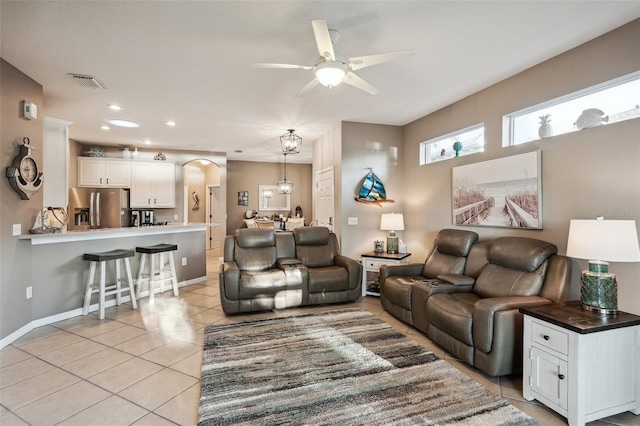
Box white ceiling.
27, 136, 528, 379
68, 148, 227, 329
1, 1, 638, 164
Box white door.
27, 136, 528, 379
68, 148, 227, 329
208, 185, 222, 256
315, 166, 334, 231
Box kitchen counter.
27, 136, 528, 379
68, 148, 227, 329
19, 223, 208, 245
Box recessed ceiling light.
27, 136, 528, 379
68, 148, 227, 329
108, 104, 122, 111
107, 119, 140, 128
100, 125, 110, 130
166, 121, 176, 127
143, 140, 152, 145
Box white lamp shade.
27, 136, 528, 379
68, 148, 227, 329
380, 213, 404, 231
566, 219, 640, 262
314, 61, 346, 87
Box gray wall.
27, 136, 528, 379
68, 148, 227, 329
399, 20, 640, 314
0, 59, 44, 339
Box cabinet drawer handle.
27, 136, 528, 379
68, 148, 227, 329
100, 178, 103, 184
543, 335, 550, 340
558, 374, 565, 380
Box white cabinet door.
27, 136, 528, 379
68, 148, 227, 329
130, 162, 175, 208
78, 158, 104, 187
530, 346, 568, 410
151, 162, 175, 207
104, 161, 130, 187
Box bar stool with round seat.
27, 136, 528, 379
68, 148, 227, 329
83, 249, 137, 320
135, 243, 179, 304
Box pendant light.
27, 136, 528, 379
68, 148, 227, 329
277, 153, 293, 194
280, 129, 302, 154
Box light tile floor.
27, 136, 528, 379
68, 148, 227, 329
1, 253, 638, 425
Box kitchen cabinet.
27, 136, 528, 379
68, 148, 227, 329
78, 157, 130, 188
130, 161, 175, 208
521, 302, 640, 426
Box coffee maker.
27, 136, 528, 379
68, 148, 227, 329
139, 210, 154, 226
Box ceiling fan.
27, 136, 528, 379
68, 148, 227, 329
254, 20, 414, 96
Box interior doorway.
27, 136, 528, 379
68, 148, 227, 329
207, 185, 222, 258
315, 166, 334, 231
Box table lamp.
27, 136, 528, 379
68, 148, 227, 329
380, 213, 404, 254
566, 217, 640, 315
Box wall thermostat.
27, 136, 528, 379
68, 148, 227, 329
21, 101, 37, 120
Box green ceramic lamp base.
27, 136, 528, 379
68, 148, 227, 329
386, 231, 398, 254
581, 260, 617, 315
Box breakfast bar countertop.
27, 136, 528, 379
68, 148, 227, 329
19, 223, 209, 245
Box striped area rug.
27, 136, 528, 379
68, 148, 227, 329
199, 308, 539, 425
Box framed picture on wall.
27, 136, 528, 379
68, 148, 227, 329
452, 150, 542, 229
238, 191, 248, 206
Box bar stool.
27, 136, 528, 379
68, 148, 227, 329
135, 243, 179, 304
83, 249, 137, 320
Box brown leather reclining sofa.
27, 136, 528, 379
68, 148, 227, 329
379, 229, 572, 376
220, 227, 362, 314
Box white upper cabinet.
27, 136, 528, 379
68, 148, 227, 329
130, 161, 175, 208
78, 157, 131, 188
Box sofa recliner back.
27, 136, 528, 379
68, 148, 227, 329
220, 227, 362, 314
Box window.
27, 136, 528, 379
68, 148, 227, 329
504, 71, 640, 146
420, 124, 485, 165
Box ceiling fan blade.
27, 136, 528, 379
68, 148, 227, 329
296, 79, 319, 97
342, 71, 378, 95
348, 49, 415, 71
311, 20, 335, 61
252, 63, 312, 70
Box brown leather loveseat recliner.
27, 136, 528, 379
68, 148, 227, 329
219, 227, 362, 314
380, 230, 572, 377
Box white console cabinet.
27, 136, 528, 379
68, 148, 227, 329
130, 161, 175, 208
521, 302, 640, 426
78, 157, 130, 188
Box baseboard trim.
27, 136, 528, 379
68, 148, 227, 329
0, 276, 207, 349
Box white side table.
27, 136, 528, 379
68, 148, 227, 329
521, 301, 640, 426
360, 251, 411, 297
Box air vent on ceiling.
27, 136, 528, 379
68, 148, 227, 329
68, 73, 105, 89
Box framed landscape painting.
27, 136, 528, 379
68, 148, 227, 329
452, 150, 542, 229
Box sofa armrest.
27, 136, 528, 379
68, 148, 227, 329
379, 263, 425, 284
277, 257, 302, 268
472, 296, 551, 353
335, 255, 363, 291
436, 274, 475, 286
220, 261, 240, 300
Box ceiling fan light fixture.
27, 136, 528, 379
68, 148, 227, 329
314, 61, 347, 88
280, 129, 302, 154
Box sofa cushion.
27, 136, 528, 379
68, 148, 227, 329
238, 269, 287, 299
235, 228, 275, 248
436, 229, 479, 257
293, 226, 330, 245
381, 276, 423, 310
307, 266, 349, 293
426, 292, 480, 346
489, 237, 557, 272
473, 261, 548, 298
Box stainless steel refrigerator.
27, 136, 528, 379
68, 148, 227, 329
68, 188, 131, 230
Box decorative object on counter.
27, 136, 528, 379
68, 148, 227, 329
47, 206, 69, 233
452, 140, 463, 157
29, 208, 52, 234
6, 137, 44, 200
154, 152, 166, 161
87, 146, 107, 157
244, 209, 258, 219
192, 191, 200, 210
280, 129, 302, 154
131, 146, 140, 160
277, 153, 293, 194
380, 213, 404, 254
452, 150, 542, 229
566, 216, 640, 315
575, 108, 608, 129
238, 191, 248, 206
538, 114, 553, 138
121, 147, 130, 159
355, 168, 394, 207
295, 205, 303, 218
374, 240, 384, 253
